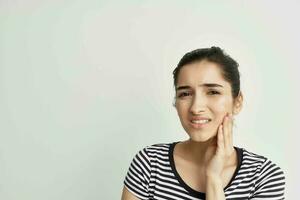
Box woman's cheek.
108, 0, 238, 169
214, 97, 230, 112
213, 97, 232, 122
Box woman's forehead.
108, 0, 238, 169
177, 61, 229, 87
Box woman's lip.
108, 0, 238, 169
189, 120, 210, 129
190, 117, 211, 121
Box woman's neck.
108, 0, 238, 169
181, 137, 218, 165
180, 137, 237, 168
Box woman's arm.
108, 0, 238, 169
205, 113, 234, 200
205, 175, 226, 200
121, 186, 142, 200
250, 160, 285, 199
122, 148, 151, 200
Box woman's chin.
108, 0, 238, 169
187, 131, 217, 142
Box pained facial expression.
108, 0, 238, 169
175, 60, 239, 142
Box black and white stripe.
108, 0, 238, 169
123, 142, 285, 200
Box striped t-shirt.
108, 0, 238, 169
123, 141, 285, 200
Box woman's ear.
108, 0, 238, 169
233, 91, 243, 115
172, 97, 176, 108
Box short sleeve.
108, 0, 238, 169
123, 147, 151, 200
251, 159, 285, 199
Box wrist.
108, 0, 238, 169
206, 171, 222, 178
206, 174, 223, 183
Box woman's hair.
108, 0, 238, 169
172, 46, 241, 100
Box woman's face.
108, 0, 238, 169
175, 59, 241, 142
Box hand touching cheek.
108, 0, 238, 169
206, 113, 235, 178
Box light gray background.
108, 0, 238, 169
0, 0, 299, 199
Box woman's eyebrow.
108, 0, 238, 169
176, 83, 223, 91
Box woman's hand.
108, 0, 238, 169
205, 113, 235, 178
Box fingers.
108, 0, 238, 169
216, 113, 234, 156
222, 113, 234, 154
222, 114, 229, 152
217, 124, 224, 150
228, 113, 233, 147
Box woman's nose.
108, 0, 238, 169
189, 95, 207, 115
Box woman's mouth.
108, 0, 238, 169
190, 119, 211, 129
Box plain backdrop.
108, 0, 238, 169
0, 0, 299, 199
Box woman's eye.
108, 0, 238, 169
178, 92, 190, 97
208, 90, 220, 95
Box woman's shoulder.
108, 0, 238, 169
239, 146, 268, 163
238, 146, 285, 177
137, 141, 174, 154
237, 147, 286, 198
131, 141, 175, 163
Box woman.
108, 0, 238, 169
121, 47, 285, 200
